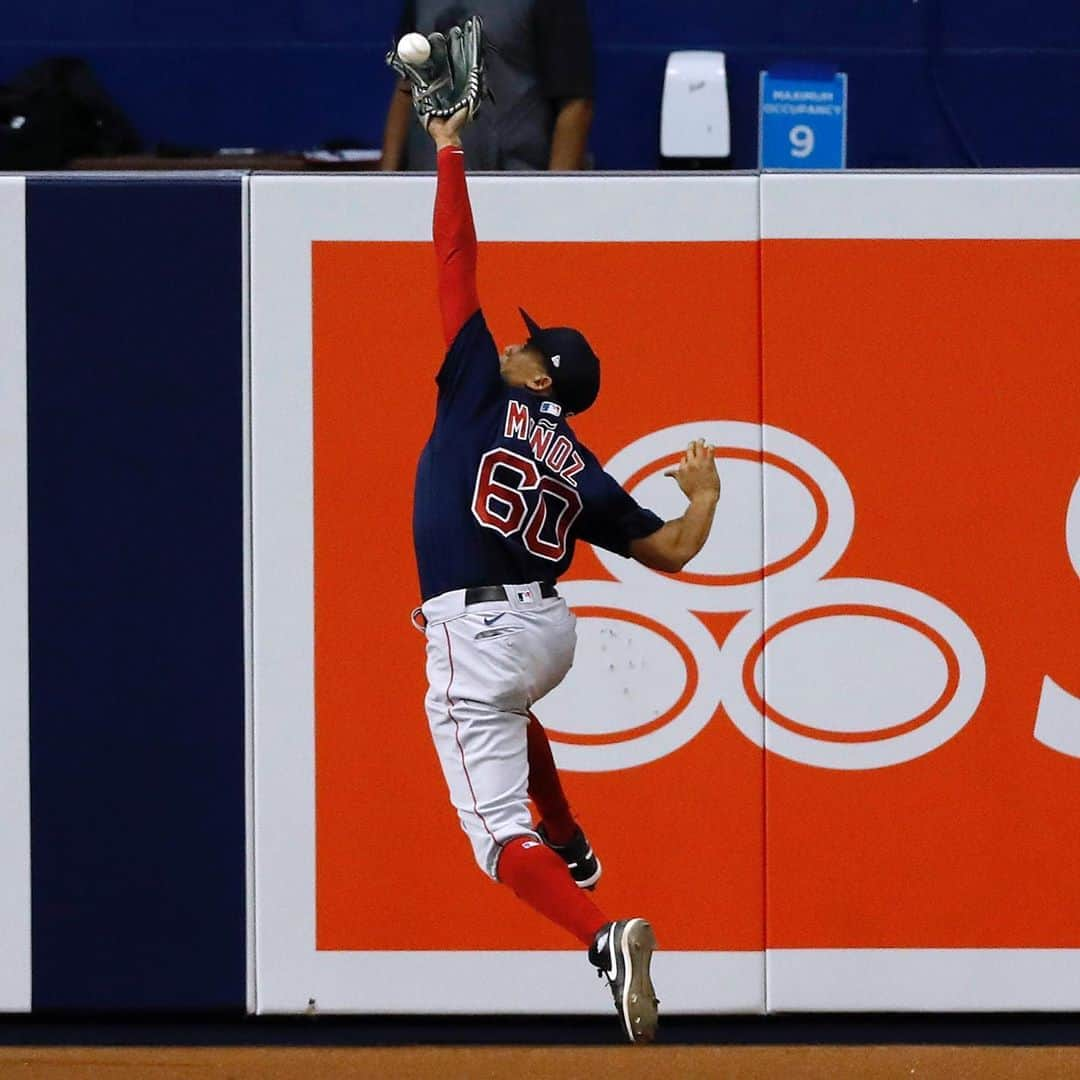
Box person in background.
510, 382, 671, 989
380, 1, 594, 171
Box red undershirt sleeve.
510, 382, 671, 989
433, 145, 481, 346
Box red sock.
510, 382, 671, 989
497, 836, 608, 946
526, 713, 578, 845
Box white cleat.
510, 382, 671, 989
588, 918, 659, 1044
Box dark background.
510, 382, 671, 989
2, 0, 1078, 169
3, 1012, 1080, 1044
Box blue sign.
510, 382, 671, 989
759, 66, 847, 169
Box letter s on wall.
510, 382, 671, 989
1033, 477, 1080, 759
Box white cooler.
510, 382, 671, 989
660, 50, 731, 164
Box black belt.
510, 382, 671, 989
464, 583, 558, 605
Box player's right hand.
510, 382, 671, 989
664, 439, 721, 503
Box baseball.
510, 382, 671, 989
397, 32, 431, 65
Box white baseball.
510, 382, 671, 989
397, 32, 431, 65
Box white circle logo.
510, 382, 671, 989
547, 420, 986, 772
718, 578, 985, 770
531, 580, 723, 772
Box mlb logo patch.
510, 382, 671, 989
539, 401, 562, 418
516, 588, 535, 604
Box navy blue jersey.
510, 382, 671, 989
413, 311, 664, 600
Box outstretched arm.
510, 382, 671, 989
630, 440, 721, 573
430, 113, 479, 345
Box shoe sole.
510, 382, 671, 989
619, 918, 658, 1044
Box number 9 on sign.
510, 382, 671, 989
789, 124, 814, 159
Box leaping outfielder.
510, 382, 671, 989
392, 18, 721, 1042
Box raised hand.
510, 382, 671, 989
664, 439, 721, 503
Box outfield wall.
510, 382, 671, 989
1, 171, 1078, 1014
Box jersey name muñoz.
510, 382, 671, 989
413, 311, 663, 601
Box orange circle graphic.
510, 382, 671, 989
741, 604, 962, 744
544, 607, 699, 746
622, 447, 829, 586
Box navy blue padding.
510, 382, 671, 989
26, 178, 245, 1011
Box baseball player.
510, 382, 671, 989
414, 105, 721, 1043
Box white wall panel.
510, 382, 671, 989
0, 177, 31, 1012
249, 173, 763, 1015
761, 171, 1080, 239
761, 170, 1080, 1012
770, 951, 1080, 1012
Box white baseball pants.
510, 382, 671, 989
421, 582, 577, 879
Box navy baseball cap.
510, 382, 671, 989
519, 308, 601, 416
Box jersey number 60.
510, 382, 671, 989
472, 448, 583, 562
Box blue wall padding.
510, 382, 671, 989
1, 0, 1077, 169
26, 178, 246, 1011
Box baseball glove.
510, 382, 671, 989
386, 15, 491, 131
